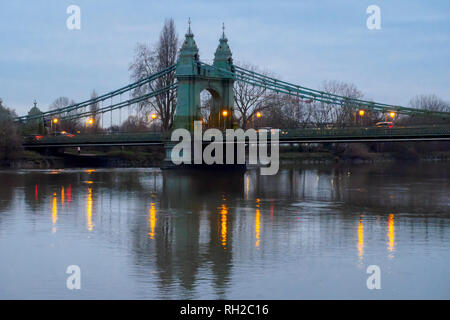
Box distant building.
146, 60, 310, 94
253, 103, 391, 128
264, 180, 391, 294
23, 100, 46, 135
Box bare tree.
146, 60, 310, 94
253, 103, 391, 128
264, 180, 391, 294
200, 90, 213, 127
308, 80, 364, 127
404, 94, 450, 125
129, 18, 179, 131
49, 97, 79, 133
278, 94, 311, 128
50, 97, 75, 111
233, 62, 274, 129
87, 90, 101, 133
409, 94, 449, 113
120, 115, 149, 132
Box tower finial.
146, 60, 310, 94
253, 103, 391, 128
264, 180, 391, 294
33, 99, 37, 108
187, 17, 192, 35
222, 22, 226, 39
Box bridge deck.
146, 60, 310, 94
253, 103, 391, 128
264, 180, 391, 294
23, 125, 450, 148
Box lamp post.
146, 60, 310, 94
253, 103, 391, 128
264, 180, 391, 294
385, 111, 397, 122
86, 118, 95, 132
255, 111, 262, 129
354, 110, 365, 126
359, 110, 365, 126
51, 118, 59, 134
148, 113, 157, 132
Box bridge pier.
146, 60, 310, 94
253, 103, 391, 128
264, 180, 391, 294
162, 140, 247, 172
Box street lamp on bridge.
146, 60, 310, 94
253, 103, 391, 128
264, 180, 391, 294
354, 109, 365, 126
220, 110, 229, 131
51, 118, 59, 133
148, 113, 158, 123
148, 113, 158, 132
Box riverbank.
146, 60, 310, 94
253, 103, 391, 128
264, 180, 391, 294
279, 150, 450, 164
1, 149, 165, 169
1, 148, 449, 169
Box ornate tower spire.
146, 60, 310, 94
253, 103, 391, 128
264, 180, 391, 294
214, 22, 233, 71
180, 18, 198, 57
177, 18, 200, 76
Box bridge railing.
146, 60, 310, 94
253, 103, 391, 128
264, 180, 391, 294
24, 124, 450, 145
279, 125, 450, 139
24, 132, 163, 145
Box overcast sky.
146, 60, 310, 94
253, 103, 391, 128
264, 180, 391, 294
1, 0, 449, 116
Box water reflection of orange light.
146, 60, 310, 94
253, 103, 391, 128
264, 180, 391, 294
61, 186, 65, 204
246, 176, 249, 200
87, 187, 93, 231
148, 202, 157, 240
388, 214, 395, 254
52, 195, 58, 233
255, 209, 261, 248
221, 204, 228, 248
357, 219, 364, 259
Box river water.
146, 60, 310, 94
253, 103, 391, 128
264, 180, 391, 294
0, 162, 448, 299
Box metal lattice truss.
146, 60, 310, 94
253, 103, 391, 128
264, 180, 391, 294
201, 62, 450, 119
15, 61, 450, 123
15, 65, 176, 123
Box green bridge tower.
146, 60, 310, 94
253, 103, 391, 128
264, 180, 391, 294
173, 21, 235, 131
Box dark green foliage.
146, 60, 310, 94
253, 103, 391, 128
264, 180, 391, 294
0, 98, 22, 160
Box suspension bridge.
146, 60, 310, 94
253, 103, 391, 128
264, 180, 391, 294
17, 23, 450, 155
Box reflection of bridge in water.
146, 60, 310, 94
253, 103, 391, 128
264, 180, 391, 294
1, 164, 448, 298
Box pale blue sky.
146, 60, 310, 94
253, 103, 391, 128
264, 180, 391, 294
1, 0, 449, 116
